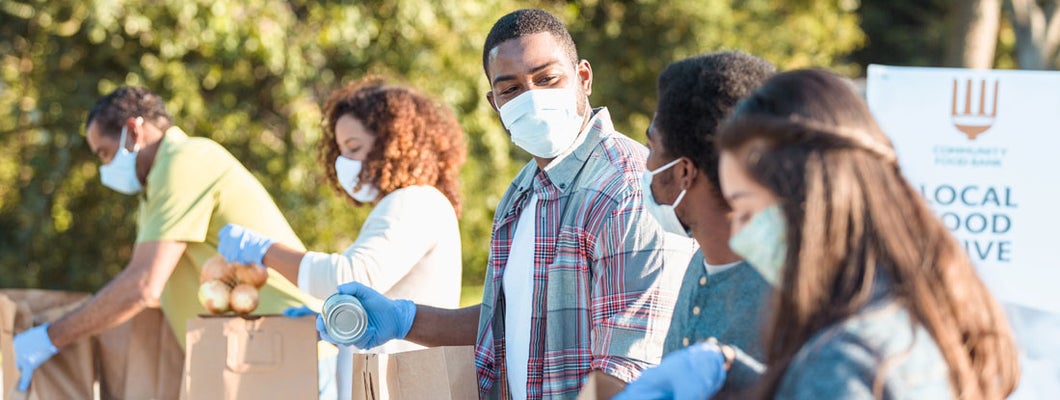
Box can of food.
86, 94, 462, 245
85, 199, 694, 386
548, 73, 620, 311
321, 293, 368, 346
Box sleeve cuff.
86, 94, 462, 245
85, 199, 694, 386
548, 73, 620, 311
298, 251, 339, 298
591, 355, 653, 383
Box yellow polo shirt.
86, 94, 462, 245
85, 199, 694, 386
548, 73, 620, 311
136, 127, 322, 349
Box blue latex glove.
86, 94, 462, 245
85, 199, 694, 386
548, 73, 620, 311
614, 341, 728, 400
218, 223, 274, 265
283, 305, 318, 318
13, 323, 59, 392
315, 282, 416, 349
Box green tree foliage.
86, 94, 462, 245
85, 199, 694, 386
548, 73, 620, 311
0, 0, 862, 293
850, 0, 1024, 72
851, 0, 952, 71
565, 0, 864, 143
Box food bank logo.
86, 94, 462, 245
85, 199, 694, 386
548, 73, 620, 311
951, 78, 999, 140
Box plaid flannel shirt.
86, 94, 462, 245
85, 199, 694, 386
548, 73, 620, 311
474, 108, 695, 399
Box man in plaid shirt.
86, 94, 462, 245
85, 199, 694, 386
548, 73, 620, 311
315, 8, 695, 399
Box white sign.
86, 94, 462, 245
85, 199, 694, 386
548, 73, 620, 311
867, 64, 1060, 399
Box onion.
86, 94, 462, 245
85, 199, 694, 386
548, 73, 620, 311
198, 280, 231, 314
201, 255, 235, 285
229, 284, 260, 314
233, 262, 269, 288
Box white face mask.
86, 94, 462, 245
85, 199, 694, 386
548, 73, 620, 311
640, 158, 689, 237
728, 205, 787, 287
498, 88, 585, 158
99, 117, 144, 195
335, 156, 380, 203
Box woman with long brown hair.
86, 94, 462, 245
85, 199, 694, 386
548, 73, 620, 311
711, 68, 1020, 398
216, 77, 467, 354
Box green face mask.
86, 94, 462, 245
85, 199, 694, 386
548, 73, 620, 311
728, 205, 787, 287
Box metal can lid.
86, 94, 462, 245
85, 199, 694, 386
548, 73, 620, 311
322, 293, 367, 345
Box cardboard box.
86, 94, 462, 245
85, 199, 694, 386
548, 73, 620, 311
352, 346, 476, 400
96, 307, 184, 400
1, 290, 95, 400
576, 370, 627, 400
180, 315, 317, 400
1, 290, 187, 400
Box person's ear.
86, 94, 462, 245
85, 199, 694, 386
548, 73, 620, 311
124, 116, 144, 150
486, 91, 498, 114
576, 59, 593, 97
676, 157, 698, 190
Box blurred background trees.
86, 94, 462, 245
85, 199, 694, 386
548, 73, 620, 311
1, 0, 1055, 300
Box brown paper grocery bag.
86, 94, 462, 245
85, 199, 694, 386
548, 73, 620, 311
0, 289, 95, 400
180, 315, 317, 400
352, 346, 476, 400
95, 307, 184, 400
575, 370, 627, 400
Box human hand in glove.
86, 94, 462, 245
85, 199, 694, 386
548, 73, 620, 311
614, 340, 729, 400
218, 223, 274, 265
315, 282, 416, 350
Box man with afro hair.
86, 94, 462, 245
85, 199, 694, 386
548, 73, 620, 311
619, 51, 776, 399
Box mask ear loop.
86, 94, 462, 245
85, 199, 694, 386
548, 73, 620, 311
131, 116, 144, 152
671, 188, 687, 208
649, 157, 689, 209
579, 91, 592, 125
670, 157, 696, 209
648, 157, 683, 175
118, 125, 130, 152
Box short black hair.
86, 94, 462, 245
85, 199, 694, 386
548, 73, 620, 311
654, 51, 775, 201
482, 9, 579, 79
85, 86, 172, 137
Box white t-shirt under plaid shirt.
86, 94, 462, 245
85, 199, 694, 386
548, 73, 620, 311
474, 108, 696, 399
504, 193, 537, 400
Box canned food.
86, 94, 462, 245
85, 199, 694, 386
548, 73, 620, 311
321, 293, 368, 346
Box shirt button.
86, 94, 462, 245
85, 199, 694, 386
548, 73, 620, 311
692, 306, 701, 316
682, 337, 690, 347
699, 276, 707, 286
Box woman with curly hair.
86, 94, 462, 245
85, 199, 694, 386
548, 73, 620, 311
217, 78, 467, 353
625, 69, 1020, 399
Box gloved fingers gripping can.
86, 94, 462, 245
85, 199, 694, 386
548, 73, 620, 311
322, 293, 368, 346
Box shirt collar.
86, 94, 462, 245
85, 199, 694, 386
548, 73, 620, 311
703, 258, 744, 276
143, 126, 189, 196
161, 126, 188, 148
511, 107, 614, 197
